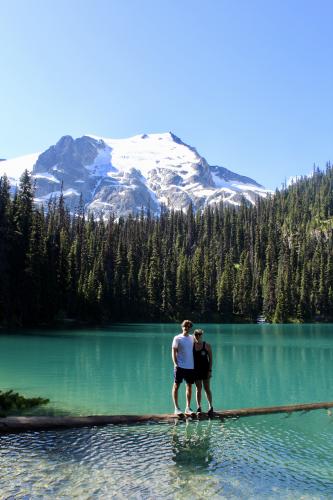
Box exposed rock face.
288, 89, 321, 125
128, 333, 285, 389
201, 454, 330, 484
0, 132, 271, 217
32, 135, 105, 211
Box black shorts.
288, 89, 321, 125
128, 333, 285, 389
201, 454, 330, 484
174, 367, 195, 384
195, 370, 210, 381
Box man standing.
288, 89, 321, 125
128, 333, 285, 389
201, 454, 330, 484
172, 319, 195, 416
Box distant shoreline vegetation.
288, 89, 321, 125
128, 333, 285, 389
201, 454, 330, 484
0, 165, 332, 328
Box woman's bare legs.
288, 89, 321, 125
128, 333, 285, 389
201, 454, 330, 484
203, 379, 213, 409
195, 380, 202, 408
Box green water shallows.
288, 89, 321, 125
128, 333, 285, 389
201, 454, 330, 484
1, 323, 333, 498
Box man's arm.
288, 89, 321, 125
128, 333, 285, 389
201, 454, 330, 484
172, 347, 178, 368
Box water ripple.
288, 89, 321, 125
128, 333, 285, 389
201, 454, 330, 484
1, 413, 333, 498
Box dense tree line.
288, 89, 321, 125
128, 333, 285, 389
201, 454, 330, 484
0, 165, 333, 326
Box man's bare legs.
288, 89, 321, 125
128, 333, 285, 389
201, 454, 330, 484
185, 383, 192, 409
172, 382, 181, 411
172, 382, 193, 413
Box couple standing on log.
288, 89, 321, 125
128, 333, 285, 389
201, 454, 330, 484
172, 319, 214, 417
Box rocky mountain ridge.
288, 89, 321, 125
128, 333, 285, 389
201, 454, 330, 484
0, 132, 271, 217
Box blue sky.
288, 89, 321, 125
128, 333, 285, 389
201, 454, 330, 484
1, 0, 333, 189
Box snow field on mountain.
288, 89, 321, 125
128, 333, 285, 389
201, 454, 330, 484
0, 132, 271, 216
88, 132, 200, 179
0, 153, 40, 184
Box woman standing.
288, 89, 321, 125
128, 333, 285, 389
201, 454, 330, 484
193, 329, 214, 416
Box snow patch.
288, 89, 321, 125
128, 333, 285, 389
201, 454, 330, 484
212, 172, 234, 189
232, 182, 273, 194
34, 172, 60, 183
0, 153, 40, 183
35, 188, 80, 204
85, 144, 115, 177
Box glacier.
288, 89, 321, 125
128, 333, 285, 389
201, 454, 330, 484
0, 132, 272, 217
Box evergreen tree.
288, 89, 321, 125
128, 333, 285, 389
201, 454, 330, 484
1, 162, 333, 326
216, 252, 234, 320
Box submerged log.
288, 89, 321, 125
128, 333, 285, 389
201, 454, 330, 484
1, 401, 333, 433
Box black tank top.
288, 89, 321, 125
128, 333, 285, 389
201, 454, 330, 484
193, 341, 210, 372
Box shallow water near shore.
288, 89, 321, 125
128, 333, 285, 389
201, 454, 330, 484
1, 413, 333, 498
1, 323, 333, 497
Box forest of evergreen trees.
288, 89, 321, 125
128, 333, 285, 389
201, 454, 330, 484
0, 165, 333, 327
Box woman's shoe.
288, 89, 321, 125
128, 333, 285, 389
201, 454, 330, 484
207, 407, 214, 417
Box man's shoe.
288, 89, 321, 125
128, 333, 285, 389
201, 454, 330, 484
174, 408, 184, 417
207, 407, 214, 418
185, 407, 195, 416
196, 406, 202, 415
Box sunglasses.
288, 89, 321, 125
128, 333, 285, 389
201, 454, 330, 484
195, 332, 203, 337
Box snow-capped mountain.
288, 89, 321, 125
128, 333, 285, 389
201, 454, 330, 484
0, 132, 271, 217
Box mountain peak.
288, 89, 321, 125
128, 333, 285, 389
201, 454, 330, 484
168, 131, 184, 144
0, 132, 271, 216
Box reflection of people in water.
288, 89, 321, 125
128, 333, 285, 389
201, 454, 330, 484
171, 420, 213, 468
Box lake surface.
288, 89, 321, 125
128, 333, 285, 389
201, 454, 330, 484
1, 323, 333, 498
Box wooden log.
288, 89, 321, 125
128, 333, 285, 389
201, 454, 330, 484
1, 401, 333, 433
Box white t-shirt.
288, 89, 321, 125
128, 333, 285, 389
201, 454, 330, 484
172, 334, 194, 369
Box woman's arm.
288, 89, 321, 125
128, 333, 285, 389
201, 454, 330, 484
207, 343, 213, 374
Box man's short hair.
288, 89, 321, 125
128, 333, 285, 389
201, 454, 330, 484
181, 320, 193, 329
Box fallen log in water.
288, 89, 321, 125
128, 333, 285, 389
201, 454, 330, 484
1, 401, 333, 433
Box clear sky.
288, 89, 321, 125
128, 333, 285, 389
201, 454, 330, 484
1, 0, 333, 189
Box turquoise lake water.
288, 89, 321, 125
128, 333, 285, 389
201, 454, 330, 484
1, 323, 333, 498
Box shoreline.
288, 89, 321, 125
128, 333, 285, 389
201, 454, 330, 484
1, 317, 333, 332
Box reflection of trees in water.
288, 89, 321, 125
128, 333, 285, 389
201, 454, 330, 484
171, 420, 214, 469
218, 327, 333, 409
